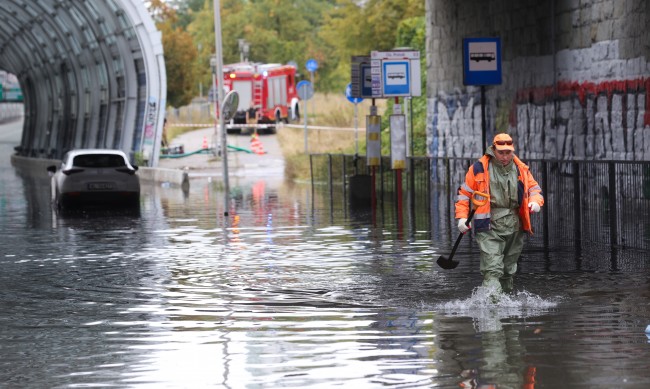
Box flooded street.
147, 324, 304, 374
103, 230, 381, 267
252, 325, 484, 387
2, 137, 650, 388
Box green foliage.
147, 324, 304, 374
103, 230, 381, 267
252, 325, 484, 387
148, 0, 198, 108
318, 0, 425, 91
148, 0, 426, 108
134, 151, 146, 166
160, 22, 199, 108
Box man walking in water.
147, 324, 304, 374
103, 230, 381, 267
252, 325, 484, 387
455, 133, 544, 296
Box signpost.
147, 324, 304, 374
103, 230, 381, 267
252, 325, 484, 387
361, 50, 422, 231
297, 80, 314, 153
463, 37, 502, 153
306, 59, 318, 120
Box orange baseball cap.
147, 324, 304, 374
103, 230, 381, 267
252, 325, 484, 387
493, 133, 514, 151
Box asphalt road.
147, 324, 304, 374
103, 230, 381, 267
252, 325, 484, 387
157, 127, 284, 180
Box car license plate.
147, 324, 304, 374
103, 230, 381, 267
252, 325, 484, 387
88, 182, 114, 190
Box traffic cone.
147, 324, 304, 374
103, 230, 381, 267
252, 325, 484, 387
202, 136, 208, 149
250, 133, 265, 155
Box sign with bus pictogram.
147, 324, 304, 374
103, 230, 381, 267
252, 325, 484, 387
463, 37, 502, 85
369, 50, 421, 98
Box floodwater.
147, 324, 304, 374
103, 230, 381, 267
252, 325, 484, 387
2, 140, 650, 388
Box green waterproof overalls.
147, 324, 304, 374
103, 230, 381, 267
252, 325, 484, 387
476, 149, 524, 294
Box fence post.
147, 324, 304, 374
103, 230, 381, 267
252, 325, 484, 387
608, 162, 618, 248
379, 158, 384, 211
427, 158, 432, 219
446, 158, 452, 227
573, 162, 581, 249
541, 161, 549, 248
342, 155, 347, 207
310, 154, 314, 198
328, 154, 333, 211
409, 158, 415, 214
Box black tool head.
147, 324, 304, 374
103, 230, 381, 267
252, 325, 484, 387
436, 255, 459, 270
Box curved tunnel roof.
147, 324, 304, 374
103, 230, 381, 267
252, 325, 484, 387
0, 0, 166, 166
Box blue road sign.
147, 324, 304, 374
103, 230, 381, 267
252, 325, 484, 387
345, 83, 363, 104
306, 59, 318, 72
297, 80, 314, 100
382, 60, 410, 96
463, 37, 502, 85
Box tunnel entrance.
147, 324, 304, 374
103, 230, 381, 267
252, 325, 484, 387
0, 0, 166, 166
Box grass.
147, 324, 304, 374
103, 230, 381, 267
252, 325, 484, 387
301, 92, 383, 127
278, 126, 362, 182
281, 93, 384, 181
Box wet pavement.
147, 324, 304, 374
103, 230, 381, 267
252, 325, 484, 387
2, 120, 650, 388
158, 127, 284, 183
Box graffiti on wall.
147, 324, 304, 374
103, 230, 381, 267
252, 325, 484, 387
429, 41, 650, 162
430, 79, 650, 161
511, 79, 650, 161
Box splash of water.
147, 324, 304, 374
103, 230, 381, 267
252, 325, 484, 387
437, 285, 560, 312
434, 286, 562, 332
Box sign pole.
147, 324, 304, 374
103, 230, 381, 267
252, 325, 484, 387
303, 98, 308, 153
463, 37, 501, 155
481, 85, 486, 155
309, 71, 314, 120
297, 80, 314, 154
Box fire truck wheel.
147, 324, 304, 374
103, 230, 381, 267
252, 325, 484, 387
291, 106, 300, 122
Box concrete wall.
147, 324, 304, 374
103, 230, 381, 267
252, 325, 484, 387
426, 0, 650, 161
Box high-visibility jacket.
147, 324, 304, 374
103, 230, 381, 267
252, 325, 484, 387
455, 154, 544, 234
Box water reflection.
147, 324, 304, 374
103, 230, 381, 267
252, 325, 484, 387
3, 140, 650, 387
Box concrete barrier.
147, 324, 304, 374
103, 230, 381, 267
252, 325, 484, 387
10, 154, 190, 191
137, 166, 190, 191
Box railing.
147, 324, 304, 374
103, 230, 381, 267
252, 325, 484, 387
309, 154, 650, 255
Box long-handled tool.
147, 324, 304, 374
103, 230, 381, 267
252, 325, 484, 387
437, 191, 489, 270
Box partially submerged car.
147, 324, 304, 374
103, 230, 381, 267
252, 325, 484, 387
47, 149, 140, 210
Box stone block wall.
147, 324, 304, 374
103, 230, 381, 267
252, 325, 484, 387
426, 0, 650, 161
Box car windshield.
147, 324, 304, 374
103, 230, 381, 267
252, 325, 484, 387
72, 154, 127, 168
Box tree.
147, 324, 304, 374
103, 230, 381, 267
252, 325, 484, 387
319, 0, 425, 92
148, 0, 198, 107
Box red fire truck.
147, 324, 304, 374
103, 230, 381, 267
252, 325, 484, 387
222, 62, 300, 134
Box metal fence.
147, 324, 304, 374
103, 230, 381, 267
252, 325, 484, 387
309, 154, 650, 254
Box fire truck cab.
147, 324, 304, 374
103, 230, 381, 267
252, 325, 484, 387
222, 62, 300, 134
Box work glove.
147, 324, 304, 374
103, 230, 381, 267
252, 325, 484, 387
528, 202, 541, 213
457, 218, 471, 234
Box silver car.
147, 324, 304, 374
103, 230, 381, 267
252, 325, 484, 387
47, 149, 140, 209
